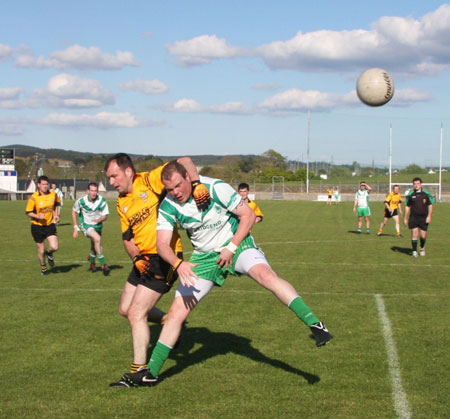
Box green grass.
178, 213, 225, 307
0, 200, 448, 418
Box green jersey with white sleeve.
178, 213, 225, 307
157, 176, 242, 253
157, 176, 257, 285
355, 189, 370, 208
73, 194, 109, 233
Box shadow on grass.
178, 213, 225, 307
82, 264, 124, 275
151, 326, 320, 385
55, 223, 72, 227
49, 263, 82, 273
391, 246, 412, 256
347, 230, 368, 235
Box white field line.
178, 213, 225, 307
375, 294, 411, 419
1, 258, 449, 269
0, 287, 447, 298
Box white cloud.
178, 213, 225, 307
0, 120, 24, 136
39, 112, 141, 128
14, 44, 139, 70
0, 74, 115, 109
0, 87, 23, 100
0, 43, 13, 60
164, 98, 250, 114
119, 79, 168, 95
391, 88, 432, 106
251, 83, 280, 92
167, 5, 450, 76
166, 35, 244, 66
257, 88, 357, 112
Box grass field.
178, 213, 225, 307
0, 199, 448, 418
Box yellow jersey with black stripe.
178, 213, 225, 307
117, 165, 182, 254
384, 192, 402, 210
248, 200, 264, 219
25, 190, 60, 226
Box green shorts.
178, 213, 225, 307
80, 222, 102, 236
190, 235, 257, 286
357, 207, 371, 217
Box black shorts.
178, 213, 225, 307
408, 215, 429, 231
384, 208, 398, 219
127, 252, 183, 294
31, 223, 57, 243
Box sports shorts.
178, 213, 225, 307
357, 207, 371, 217
80, 222, 102, 237
175, 247, 270, 301
127, 252, 183, 294
31, 223, 57, 243
408, 215, 429, 231
384, 208, 398, 219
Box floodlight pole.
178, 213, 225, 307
439, 123, 443, 201
389, 124, 392, 190
306, 110, 310, 194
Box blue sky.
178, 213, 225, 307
0, 0, 449, 167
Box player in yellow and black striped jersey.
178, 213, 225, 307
25, 175, 61, 275
377, 184, 403, 237
238, 183, 263, 223
105, 153, 207, 387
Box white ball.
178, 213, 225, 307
356, 68, 395, 107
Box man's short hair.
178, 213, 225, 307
360, 181, 366, 185
37, 175, 49, 184
104, 153, 136, 174
161, 160, 187, 182
238, 182, 249, 190
412, 177, 422, 183
393, 184, 399, 188
88, 182, 98, 190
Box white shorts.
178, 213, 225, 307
175, 248, 269, 301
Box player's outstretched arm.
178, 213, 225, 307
403, 206, 410, 226
157, 229, 197, 287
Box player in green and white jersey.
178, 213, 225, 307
122, 161, 332, 387
353, 181, 372, 234
72, 182, 110, 275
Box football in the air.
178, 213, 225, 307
356, 68, 395, 107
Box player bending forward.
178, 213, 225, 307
121, 161, 332, 387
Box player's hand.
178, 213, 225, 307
37, 213, 45, 220
54, 214, 60, 223
217, 248, 234, 270
133, 254, 152, 275
191, 181, 211, 211
353, 207, 356, 213
72, 226, 79, 238
403, 218, 408, 226
176, 261, 198, 287
426, 216, 431, 224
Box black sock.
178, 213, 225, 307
420, 238, 426, 248
412, 240, 418, 251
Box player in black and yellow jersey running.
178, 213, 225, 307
105, 153, 208, 387
25, 175, 61, 275
377, 184, 403, 237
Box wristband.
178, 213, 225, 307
173, 259, 183, 271
225, 241, 238, 254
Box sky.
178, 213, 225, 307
0, 0, 449, 167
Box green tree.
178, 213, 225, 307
402, 164, 426, 174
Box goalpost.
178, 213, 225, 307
389, 124, 444, 201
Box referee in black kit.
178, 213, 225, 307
404, 177, 434, 258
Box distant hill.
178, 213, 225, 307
3, 144, 258, 166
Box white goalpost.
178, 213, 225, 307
389, 123, 444, 201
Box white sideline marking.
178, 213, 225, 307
375, 294, 411, 419
0, 287, 446, 298
1, 258, 448, 269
